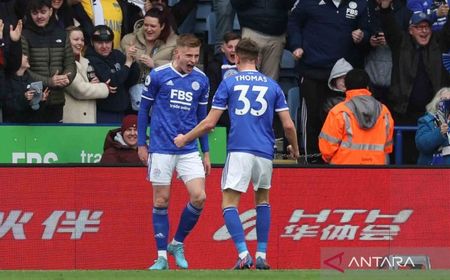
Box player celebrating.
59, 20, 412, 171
137, 34, 210, 270
174, 38, 299, 270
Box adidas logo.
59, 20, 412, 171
154, 233, 166, 239
319, 0, 325, 5
166, 80, 174, 86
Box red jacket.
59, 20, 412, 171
100, 128, 141, 164
319, 89, 394, 164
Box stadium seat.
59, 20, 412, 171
278, 49, 298, 96
286, 86, 306, 154
206, 12, 217, 45
233, 14, 240, 31
194, 2, 212, 34
287, 87, 300, 128
167, 0, 180, 7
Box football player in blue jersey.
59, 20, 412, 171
174, 38, 299, 270
137, 34, 211, 270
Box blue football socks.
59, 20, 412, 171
152, 207, 169, 250
256, 203, 270, 256
223, 207, 248, 256
174, 202, 203, 243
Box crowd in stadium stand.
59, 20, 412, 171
1, 0, 450, 165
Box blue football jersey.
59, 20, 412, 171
212, 70, 288, 159
139, 63, 210, 154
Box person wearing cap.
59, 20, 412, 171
85, 24, 140, 123
100, 114, 141, 164
407, 0, 449, 31
379, 0, 450, 164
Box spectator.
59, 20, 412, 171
121, 6, 177, 110
0, 0, 23, 121
319, 69, 394, 164
206, 31, 240, 129
416, 87, 450, 165
231, 0, 295, 81
143, 0, 179, 31
0, 20, 5, 121
407, 0, 449, 31
85, 24, 139, 123
4, 54, 50, 123
52, 0, 75, 28
100, 114, 141, 163
0, 0, 22, 73
63, 26, 110, 123
21, 0, 76, 123
79, 0, 141, 49
212, 0, 235, 54
288, 0, 370, 163
322, 58, 353, 121
365, 0, 410, 105
379, 0, 450, 164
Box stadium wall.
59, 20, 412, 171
0, 166, 449, 269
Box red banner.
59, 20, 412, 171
1, 167, 449, 269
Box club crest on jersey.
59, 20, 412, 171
145, 75, 151, 86
224, 69, 238, 79
346, 2, 358, 19
192, 81, 200, 91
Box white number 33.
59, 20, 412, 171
234, 85, 268, 116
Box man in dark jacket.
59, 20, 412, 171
21, 0, 76, 122
85, 24, 139, 123
379, 0, 450, 163
100, 114, 141, 164
0, 0, 23, 121
206, 31, 241, 129
287, 0, 370, 163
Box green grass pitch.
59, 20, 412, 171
1, 270, 450, 280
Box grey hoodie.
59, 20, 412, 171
345, 95, 382, 129
327, 58, 353, 92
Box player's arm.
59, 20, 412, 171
174, 108, 223, 148
197, 96, 212, 175
278, 110, 300, 159
197, 90, 210, 155
137, 73, 156, 166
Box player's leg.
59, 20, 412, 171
221, 152, 253, 269
252, 156, 273, 269
168, 152, 206, 269
148, 153, 176, 270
